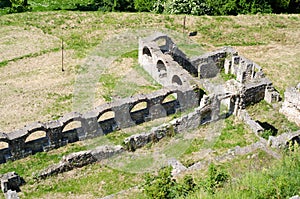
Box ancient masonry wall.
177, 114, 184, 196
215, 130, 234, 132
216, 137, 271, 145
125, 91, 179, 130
0, 32, 281, 164
0, 85, 200, 163
280, 83, 300, 127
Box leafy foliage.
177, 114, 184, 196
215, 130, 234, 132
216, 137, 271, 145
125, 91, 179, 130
134, 0, 155, 12
204, 163, 229, 194
0, 0, 11, 8
1, 0, 298, 14
143, 164, 229, 198
143, 166, 178, 199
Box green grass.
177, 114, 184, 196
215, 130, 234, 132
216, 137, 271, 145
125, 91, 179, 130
212, 117, 255, 151
247, 100, 300, 135
197, 150, 300, 199
22, 164, 141, 198
0, 143, 86, 179
43, 93, 74, 120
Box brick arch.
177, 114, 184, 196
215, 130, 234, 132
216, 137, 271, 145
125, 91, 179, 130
24, 125, 47, 143
0, 136, 9, 164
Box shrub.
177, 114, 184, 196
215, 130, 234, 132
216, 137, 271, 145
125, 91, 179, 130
143, 166, 178, 199
260, 129, 276, 140
0, 0, 11, 8
134, 0, 155, 12
204, 163, 229, 194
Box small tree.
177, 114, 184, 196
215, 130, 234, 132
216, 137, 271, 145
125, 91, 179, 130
143, 166, 178, 199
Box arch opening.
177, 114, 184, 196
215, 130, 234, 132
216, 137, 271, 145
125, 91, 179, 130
162, 93, 178, 104
157, 60, 167, 78
142, 46, 152, 57
162, 92, 179, 115
172, 75, 183, 86
62, 120, 82, 143
98, 111, 115, 122
25, 130, 47, 143
130, 101, 148, 113
0, 141, 9, 164
130, 101, 149, 125
25, 130, 48, 153
0, 141, 8, 150
97, 111, 117, 134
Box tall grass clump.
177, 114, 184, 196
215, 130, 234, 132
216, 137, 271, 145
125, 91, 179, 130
187, 143, 300, 198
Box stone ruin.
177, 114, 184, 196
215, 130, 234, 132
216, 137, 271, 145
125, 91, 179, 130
0, 32, 287, 164
280, 83, 300, 127
1, 32, 299, 198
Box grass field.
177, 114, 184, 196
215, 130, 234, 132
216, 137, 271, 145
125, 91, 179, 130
0, 12, 299, 132
0, 10, 299, 198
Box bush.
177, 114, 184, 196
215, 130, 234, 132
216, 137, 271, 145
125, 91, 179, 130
0, 0, 11, 8
203, 163, 229, 194
134, 0, 155, 12
93, 0, 135, 12
143, 166, 178, 199
260, 129, 276, 140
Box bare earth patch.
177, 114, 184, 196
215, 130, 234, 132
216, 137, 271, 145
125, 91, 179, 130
0, 26, 60, 62
0, 50, 78, 132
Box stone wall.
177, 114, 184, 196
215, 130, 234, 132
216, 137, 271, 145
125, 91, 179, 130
38, 145, 124, 179
124, 93, 232, 151
0, 85, 200, 163
138, 32, 199, 87
280, 83, 300, 126
0, 32, 281, 165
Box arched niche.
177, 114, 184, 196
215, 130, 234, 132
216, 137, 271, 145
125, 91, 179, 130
130, 101, 148, 113
157, 60, 167, 78
25, 130, 47, 143
162, 92, 178, 104
172, 75, 183, 86
62, 120, 82, 143
162, 92, 180, 115
142, 46, 152, 57
62, 121, 82, 133
130, 101, 149, 125
25, 130, 48, 153
97, 111, 115, 122
0, 141, 8, 150
97, 110, 117, 134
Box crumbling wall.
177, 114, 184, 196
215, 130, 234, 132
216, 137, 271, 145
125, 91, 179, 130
38, 145, 124, 179
138, 32, 198, 87
124, 93, 232, 151
0, 32, 282, 165
280, 83, 300, 126
192, 47, 235, 78
0, 85, 200, 163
